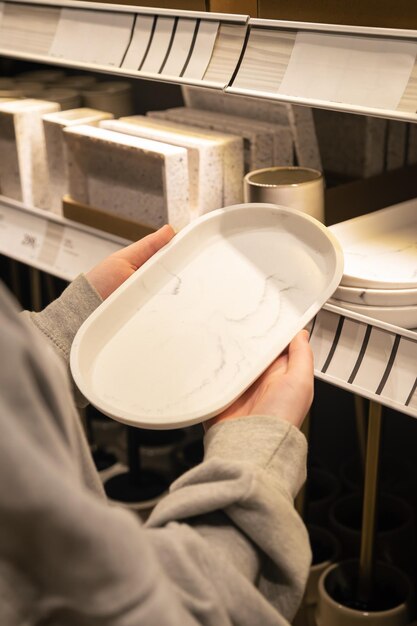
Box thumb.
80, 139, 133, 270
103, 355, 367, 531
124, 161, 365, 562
114, 225, 175, 269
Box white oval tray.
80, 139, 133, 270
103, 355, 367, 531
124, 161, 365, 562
329, 199, 417, 289
71, 203, 344, 429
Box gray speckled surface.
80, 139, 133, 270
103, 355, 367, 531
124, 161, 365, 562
64, 125, 189, 230
101, 116, 245, 216
149, 107, 274, 173
182, 86, 321, 169
43, 108, 114, 214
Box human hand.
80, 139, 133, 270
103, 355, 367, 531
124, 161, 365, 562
86, 225, 175, 299
205, 330, 314, 431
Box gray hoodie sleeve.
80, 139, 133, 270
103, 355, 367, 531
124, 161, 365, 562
6, 276, 311, 626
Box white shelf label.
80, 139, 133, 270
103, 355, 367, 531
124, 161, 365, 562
279, 32, 417, 110
0, 201, 123, 280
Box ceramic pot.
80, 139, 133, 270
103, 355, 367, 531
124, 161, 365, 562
244, 166, 325, 223
293, 526, 341, 626
329, 494, 415, 575
316, 560, 412, 626
306, 467, 341, 528
102, 462, 166, 522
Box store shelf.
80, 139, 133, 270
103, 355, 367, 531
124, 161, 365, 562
311, 304, 417, 419
0, 196, 415, 418
2, 1, 417, 121
0, 195, 126, 280
227, 18, 417, 122
0, 0, 248, 89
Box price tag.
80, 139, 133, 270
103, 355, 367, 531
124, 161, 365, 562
0, 203, 46, 261
0, 199, 123, 280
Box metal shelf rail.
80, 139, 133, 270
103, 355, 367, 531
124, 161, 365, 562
1, 0, 417, 121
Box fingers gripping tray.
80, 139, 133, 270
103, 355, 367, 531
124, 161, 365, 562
70, 204, 344, 428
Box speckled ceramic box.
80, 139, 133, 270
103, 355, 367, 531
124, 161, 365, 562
182, 86, 321, 169
130, 116, 244, 206
42, 108, 114, 214
64, 125, 190, 231
0, 98, 60, 209
101, 115, 243, 216
313, 109, 387, 178
154, 107, 293, 169
149, 106, 274, 173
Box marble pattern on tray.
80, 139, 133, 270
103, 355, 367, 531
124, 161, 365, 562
90, 225, 336, 421
64, 124, 189, 230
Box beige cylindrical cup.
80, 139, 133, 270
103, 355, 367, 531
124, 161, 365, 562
316, 560, 411, 626
244, 166, 325, 223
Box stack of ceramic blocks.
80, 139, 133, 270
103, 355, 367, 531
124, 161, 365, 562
0, 99, 60, 210
63, 125, 191, 232
179, 85, 322, 171
99, 116, 244, 218
148, 107, 294, 174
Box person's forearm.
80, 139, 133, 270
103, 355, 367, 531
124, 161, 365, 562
22, 274, 102, 363
146, 415, 311, 623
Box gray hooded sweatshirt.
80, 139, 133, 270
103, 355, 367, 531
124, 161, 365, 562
0, 275, 310, 626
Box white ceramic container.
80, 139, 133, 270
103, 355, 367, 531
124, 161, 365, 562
244, 165, 325, 223
64, 124, 190, 231
0, 98, 60, 209
329, 199, 417, 289
70, 203, 344, 429
102, 117, 225, 218
334, 284, 417, 307
328, 298, 417, 329
43, 108, 114, 214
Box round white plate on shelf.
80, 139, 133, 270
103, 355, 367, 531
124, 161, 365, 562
333, 284, 417, 307
329, 298, 417, 329
329, 199, 417, 289
71, 203, 344, 429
